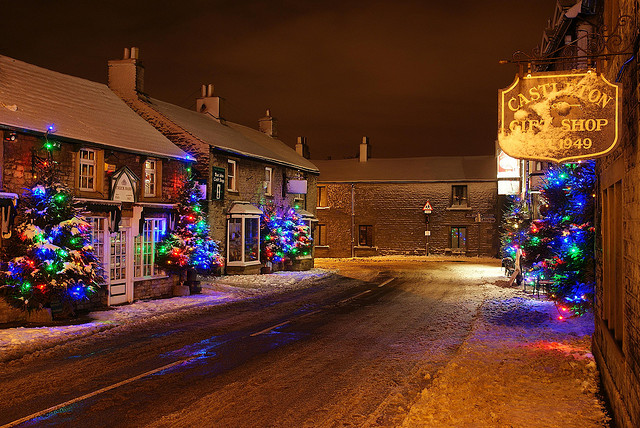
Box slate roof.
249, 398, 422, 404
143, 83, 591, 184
313, 155, 497, 182
0, 55, 187, 160
144, 98, 319, 173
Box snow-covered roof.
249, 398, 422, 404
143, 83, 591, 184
0, 55, 187, 160
228, 201, 263, 215
313, 155, 497, 182
144, 98, 319, 174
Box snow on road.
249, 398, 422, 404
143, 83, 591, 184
0, 269, 334, 363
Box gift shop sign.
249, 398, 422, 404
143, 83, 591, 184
498, 70, 620, 163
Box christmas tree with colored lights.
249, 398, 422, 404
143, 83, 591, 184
523, 161, 596, 318
499, 195, 530, 272
261, 205, 313, 266
0, 159, 103, 315
155, 170, 223, 275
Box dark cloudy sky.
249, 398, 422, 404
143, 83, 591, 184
0, 0, 557, 159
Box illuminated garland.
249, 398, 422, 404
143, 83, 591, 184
155, 169, 223, 274
523, 161, 596, 318
261, 205, 312, 264
0, 158, 103, 313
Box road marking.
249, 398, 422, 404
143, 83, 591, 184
338, 289, 371, 304
1, 357, 195, 428
378, 278, 395, 288
298, 309, 321, 319
250, 321, 290, 337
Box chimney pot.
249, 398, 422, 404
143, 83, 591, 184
207, 84, 214, 97
359, 136, 369, 162
123, 47, 130, 59
259, 109, 277, 137
296, 136, 310, 158
201, 85, 207, 97
131, 47, 139, 59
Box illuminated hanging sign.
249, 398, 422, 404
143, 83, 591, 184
497, 150, 520, 178
498, 70, 620, 163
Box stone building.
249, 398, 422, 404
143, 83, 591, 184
0, 54, 191, 316
108, 48, 319, 274
592, 1, 640, 427
312, 138, 499, 258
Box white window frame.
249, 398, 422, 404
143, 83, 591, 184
144, 159, 157, 197
228, 159, 237, 192
79, 148, 97, 191
264, 167, 273, 196
134, 218, 167, 278
226, 215, 261, 266
86, 216, 107, 271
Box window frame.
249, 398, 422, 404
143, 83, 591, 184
358, 224, 373, 247
226, 215, 261, 266
227, 159, 238, 192
451, 185, 468, 207
134, 217, 167, 278
144, 159, 157, 198
264, 167, 273, 196
450, 226, 467, 250
317, 185, 328, 208
79, 148, 97, 192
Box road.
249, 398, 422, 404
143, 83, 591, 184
0, 259, 499, 427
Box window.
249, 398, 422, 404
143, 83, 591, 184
227, 216, 260, 265
86, 217, 106, 270
317, 186, 328, 207
602, 179, 624, 347
144, 159, 157, 197
227, 160, 237, 192
134, 218, 166, 277
358, 225, 373, 247
264, 167, 273, 196
79, 149, 97, 191
451, 185, 468, 207
451, 227, 467, 249
316, 224, 327, 246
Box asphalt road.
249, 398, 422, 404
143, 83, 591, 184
0, 260, 498, 427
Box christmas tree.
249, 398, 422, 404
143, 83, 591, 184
155, 169, 223, 275
0, 159, 103, 314
261, 205, 313, 265
523, 161, 596, 318
500, 195, 530, 268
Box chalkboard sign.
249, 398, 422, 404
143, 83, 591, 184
211, 166, 225, 201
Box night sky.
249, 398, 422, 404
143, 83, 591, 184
1, 0, 557, 159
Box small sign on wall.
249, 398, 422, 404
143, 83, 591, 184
287, 179, 307, 194
110, 167, 139, 202
211, 166, 225, 201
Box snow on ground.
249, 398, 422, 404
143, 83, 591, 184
402, 283, 609, 427
0, 269, 334, 363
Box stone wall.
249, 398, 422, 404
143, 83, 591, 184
315, 181, 499, 258
593, 1, 640, 426
133, 276, 174, 301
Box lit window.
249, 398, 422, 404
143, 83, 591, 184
144, 159, 157, 197
86, 217, 106, 271
79, 149, 96, 191
317, 186, 328, 207
228, 160, 237, 192
451, 227, 467, 249
134, 218, 166, 277
265, 167, 273, 196
358, 225, 373, 247
451, 185, 468, 207
227, 216, 260, 265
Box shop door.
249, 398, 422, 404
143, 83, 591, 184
110, 228, 130, 305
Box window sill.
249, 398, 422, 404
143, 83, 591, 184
315, 245, 330, 249
133, 275, 170, 282
446, 206, 472, 211
316, 206, 330, 210
227, 260, 261, 267
355, 246, 378, 250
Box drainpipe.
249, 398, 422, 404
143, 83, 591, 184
351, 183, 355, 258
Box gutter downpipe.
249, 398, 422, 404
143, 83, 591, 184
351, 183, 355, 258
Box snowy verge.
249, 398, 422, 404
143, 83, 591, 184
401, 285, 609, 427
0, 269, 334, 363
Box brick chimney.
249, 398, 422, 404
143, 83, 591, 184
108, 47, 144, 99
359, 136, 369, 162
258, 109, 278, 138
296, 137, 310, 159
197, 84, 225, 124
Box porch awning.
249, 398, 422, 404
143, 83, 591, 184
228, 201, 263, 216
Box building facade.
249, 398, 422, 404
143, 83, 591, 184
0, 55, 191, 319
313, 139, 499, 258
108, 48, 320, 274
